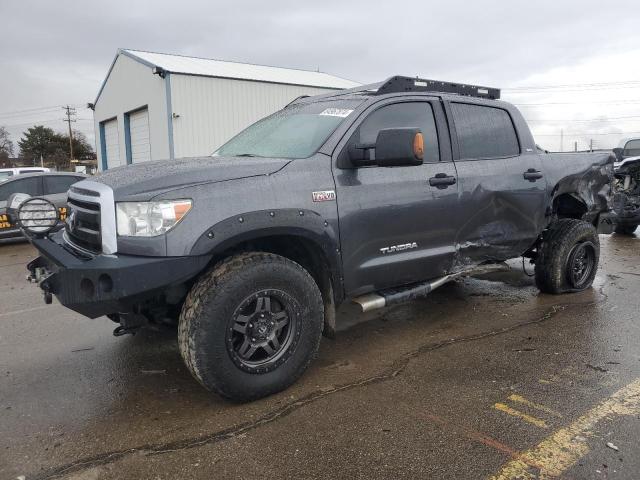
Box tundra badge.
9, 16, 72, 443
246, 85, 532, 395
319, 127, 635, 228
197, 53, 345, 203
380, 242, 418, 254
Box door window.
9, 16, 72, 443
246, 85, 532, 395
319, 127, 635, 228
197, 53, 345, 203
451, 103, 520, 159
623, 139, 640, 157
43, 175, 82, 195
356, 102, 440, 163
0, 177, 42, 202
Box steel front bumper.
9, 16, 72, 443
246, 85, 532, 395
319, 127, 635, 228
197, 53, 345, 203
27, 232, 211, 318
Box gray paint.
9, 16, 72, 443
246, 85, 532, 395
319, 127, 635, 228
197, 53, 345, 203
36, 88, 614, 318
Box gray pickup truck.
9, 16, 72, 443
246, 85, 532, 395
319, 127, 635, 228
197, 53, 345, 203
18, 76, 615, 401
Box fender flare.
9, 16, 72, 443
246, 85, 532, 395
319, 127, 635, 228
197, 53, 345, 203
189, 208, 343, 300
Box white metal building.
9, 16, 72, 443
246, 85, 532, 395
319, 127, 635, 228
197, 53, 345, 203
92, 49, 359, 170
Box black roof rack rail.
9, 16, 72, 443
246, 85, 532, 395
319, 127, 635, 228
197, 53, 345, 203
374, 76, 500, 100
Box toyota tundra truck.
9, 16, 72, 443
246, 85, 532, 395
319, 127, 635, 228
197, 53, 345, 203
18, 76, 615, 401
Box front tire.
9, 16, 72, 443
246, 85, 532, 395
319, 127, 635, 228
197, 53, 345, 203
535, 219, 600, 294
178, 252, 324, 402
614, 224, 638, 235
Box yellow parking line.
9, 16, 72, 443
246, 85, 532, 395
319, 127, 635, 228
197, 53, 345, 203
493, 403, 548, 429
508, 394, 563, 418
489, 378, 640, 479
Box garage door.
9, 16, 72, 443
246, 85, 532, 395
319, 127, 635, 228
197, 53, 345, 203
103, 119, 121, 169
129, 108, 151, 163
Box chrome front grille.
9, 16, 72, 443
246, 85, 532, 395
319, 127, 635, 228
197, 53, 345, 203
64, 181, 118, 255
66, 196, 102, 253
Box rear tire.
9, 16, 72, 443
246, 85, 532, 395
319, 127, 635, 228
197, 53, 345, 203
178, 252, 324, 402
614, 224, 638, 235
535, 219, 600, 294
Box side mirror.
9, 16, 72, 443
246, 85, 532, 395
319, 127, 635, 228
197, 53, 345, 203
374, 128, 424, 167
612, 147, 624, 162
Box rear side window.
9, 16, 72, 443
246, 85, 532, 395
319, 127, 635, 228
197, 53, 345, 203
451, 103, 520, 159
0, 177, 42, 202
19, 169, 44, 174
44, 176, 82, 195
358, 102, 440, 163
623, 139, 640, 157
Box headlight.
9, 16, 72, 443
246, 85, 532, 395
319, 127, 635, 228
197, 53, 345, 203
116, 200, 192, 237
17, 197, 60, 235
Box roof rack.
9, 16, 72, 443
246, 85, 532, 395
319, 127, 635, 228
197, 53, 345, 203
374, 76, 500, 100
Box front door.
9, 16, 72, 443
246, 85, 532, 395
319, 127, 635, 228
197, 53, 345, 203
333, 99, 461, 297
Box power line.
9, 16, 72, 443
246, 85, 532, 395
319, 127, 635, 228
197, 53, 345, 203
1, 118, 93, 128
526, 114, 640, 123
0, 107, 61, 119
533, 131, 640, 137
504, 80, 640, 91
512, 99, 640, 106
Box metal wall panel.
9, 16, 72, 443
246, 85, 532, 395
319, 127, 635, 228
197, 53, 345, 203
170, 75, 338, 158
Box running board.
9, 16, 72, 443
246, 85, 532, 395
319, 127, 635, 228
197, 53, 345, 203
352, 263, 510, 313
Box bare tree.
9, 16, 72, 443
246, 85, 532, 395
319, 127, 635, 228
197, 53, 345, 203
0, 126, 14, 158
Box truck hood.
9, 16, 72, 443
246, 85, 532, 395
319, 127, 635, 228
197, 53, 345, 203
92, 156, 291, 199
615, 156, 640, 171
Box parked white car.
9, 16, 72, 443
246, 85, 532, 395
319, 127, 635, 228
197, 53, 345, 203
0, 167, 51, 183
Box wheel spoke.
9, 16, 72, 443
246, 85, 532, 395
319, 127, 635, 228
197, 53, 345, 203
232, 321, 247, 334
232, 314, 251, 334
274, 317, 289, 332
255, 296, 271, 313
262, 342, 275, 356
270, 335, 280, 350
238, 339, 257, 359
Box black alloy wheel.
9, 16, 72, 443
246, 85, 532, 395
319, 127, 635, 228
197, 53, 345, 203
227, 289, 299, 372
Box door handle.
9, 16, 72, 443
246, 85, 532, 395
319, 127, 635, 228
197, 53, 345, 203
523, 168, 543, 182
429, 173, 457, 189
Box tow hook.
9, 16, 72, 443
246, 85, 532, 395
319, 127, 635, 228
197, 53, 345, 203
113, 325, 139, 337
111, 313, 147, 337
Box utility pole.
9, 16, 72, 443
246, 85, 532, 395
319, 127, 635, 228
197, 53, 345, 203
589, 139, 593, 152
62, 105, 76, 164
574, 141, 578, 152
560, 128, 564, 152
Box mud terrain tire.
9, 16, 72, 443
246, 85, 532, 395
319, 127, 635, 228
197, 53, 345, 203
178, 252, 324, 402
535, 219, 600, 294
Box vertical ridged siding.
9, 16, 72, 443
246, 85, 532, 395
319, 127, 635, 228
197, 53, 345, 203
170, 76, 338, 158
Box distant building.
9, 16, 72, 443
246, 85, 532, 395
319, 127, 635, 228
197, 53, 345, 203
92, 49, 359, 171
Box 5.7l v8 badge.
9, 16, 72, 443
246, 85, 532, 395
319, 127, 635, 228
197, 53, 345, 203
312, 190, 336, 202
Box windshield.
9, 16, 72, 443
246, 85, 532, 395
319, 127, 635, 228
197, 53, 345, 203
215, 99, 362, 159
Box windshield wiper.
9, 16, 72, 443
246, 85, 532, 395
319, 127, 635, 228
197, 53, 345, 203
235, 153, 261, 157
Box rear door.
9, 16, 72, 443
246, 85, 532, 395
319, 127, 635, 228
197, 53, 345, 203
333, 98, 461, 296
447, 101, 547, 262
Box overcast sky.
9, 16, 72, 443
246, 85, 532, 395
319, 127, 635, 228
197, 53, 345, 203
1, 0, 639, 153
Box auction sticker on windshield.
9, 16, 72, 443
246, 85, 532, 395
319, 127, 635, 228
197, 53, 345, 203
319, 108, 353, 118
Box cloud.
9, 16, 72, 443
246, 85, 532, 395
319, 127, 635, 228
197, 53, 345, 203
1, 0, 639, 152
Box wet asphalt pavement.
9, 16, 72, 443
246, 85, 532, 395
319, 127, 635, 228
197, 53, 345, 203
1, 234, 639, 480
